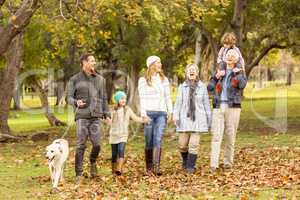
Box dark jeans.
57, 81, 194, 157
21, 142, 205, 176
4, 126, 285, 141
144, 111, 167, 149
75, 118, 101, 176
111, 142, 126, 163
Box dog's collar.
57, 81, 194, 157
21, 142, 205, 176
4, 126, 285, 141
48, 156, 55, 163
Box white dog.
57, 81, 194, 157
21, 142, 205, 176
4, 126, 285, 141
46, 139, 69, 189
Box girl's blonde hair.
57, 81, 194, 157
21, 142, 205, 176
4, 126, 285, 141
145, 64, 166, 86
221, 32, 237, 46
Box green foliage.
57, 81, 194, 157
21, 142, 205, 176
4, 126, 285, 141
19, 0, 299, 80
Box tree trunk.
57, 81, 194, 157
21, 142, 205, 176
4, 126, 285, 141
0, 34, 23, 141
127, 64, 140, 112
286, 66, 292, 86
195, 31, 202, 67
267, 68, 273, 81
201, 26, 218, 69
106, 60, 117, 103
55, 81, 65, 105
32, 79, 66, 126
231, 0, 247, 46
13, 81, 22, 110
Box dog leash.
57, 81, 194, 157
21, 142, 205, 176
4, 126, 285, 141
60, 107, 79, 139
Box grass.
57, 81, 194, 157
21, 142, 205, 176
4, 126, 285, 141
244, 82, 300, 99
8, 107, 73, 133
1, 84, 300, 199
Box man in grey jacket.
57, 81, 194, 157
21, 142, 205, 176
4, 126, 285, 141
67, 53, 111, 187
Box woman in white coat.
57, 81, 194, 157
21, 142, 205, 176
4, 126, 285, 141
138, 55, 173, 176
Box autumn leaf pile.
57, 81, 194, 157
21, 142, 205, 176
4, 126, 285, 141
31, 144, 300, 199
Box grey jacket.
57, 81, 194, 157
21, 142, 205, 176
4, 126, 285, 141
207, 70, 247, 108
67, 71, 110, 121
173, 81, 212, 133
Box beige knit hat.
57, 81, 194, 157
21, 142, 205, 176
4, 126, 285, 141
146, 55, 161, 68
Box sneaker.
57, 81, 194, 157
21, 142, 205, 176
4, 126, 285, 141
74, 176, 81, 190
210, 167, 218, 173
50, 187, 60, 194
224, 164, 232, 169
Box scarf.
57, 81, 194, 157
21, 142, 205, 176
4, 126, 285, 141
186, 80, 198, 121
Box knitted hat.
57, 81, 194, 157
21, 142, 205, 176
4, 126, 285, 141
146, 55, 161, 68
225, 49, 239, 63
113, 91, 126, 103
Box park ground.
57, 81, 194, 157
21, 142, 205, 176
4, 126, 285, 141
0, 83, 299, 200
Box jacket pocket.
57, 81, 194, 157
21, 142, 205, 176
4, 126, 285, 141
90, 97, 103, 117
233, 92, 241, 104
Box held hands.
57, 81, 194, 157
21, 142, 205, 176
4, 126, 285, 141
172, 116, 179, 126
105, 117, 112, 125
233, 68, 242, 73
215, 69, 225, 79
167, 114, 173, 124
142, 116, 151, 124
76, 100, 86, 108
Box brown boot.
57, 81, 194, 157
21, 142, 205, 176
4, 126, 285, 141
116, 158, 125, 176
153, 147, 162, 176
112, 162, 117, 175
90, 162, 97, 178
145, 149, 153, 173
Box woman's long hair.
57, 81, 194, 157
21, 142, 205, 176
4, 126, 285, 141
145, 65, 166, 86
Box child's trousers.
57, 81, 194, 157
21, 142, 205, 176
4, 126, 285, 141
111, 142, 126, 163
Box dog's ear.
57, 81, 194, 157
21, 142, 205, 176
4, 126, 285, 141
58, 146, 63, 154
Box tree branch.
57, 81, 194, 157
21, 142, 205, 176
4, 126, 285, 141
246, 33, 271, 62
59, 0, 67, 20
0, 0, 40, 56
62, 0, 90, 28
0, 0, 5, 8
246, 43, 292, 76
201, 24, 218, 67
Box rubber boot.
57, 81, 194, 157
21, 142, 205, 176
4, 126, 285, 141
153, 147, 162, 176
186, 153, 197, 174
115, 158, 125, 176
180, 152, 188, 169
145, 149, 153, 173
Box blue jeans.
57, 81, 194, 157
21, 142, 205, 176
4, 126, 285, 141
144, 111, 167, 149
111, 142, 126, 163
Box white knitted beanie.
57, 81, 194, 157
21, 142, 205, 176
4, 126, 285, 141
146, 55, 161, 68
